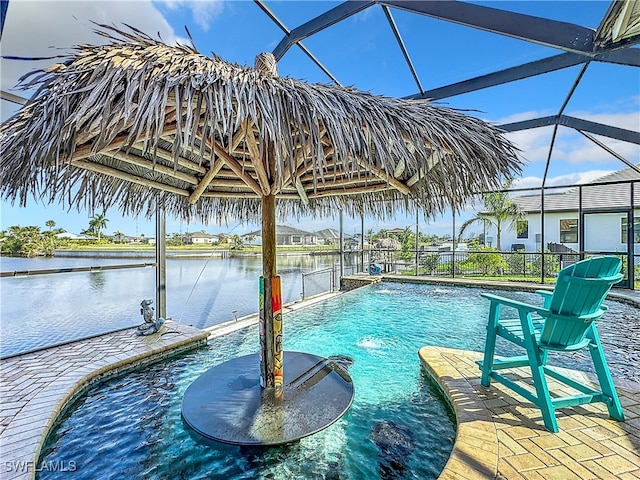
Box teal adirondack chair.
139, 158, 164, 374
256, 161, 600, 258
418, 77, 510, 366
477, 256, 625, 432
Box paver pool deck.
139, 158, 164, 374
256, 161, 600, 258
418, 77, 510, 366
0, 284, 638, 480
0, 322, 209, 480
420, 346, 640, 480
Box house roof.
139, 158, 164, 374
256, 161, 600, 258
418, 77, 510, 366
315, 228, 355, 240
315, 228, 339, 240
512, 164, 640, 213
55, 232, 92, 240
190, 231, 219, 238
243, 225, 315, 237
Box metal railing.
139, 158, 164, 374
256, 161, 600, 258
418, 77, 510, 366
0, 262, 156, 277
301, 263, 359, 300
362, 248, 639, 287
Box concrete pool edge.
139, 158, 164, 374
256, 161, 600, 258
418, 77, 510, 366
0, 291, 345, 480
380, 274, 640, 308
0, 322, 208, 480
418, 347, 500, 480
419, 346, 640, 480
2, 281, 637, 479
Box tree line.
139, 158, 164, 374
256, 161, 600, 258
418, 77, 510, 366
0, 214, 111, 257
1, 223, 62, 257
2, 189, 524, 258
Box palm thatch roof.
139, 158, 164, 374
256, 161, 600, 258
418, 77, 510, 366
1, 25, 521, 223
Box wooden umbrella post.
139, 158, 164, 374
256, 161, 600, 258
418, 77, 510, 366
260, 193, 283, 398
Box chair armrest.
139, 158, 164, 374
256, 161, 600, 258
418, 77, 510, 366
481, 293, 549, 316
535, 289, 553, 308
535, 290, 553, 298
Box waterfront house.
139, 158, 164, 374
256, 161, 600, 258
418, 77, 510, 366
315, 228, 357, 246
484, 165, 640, 255
242, 226, 318, 246
385, 227, 407, 236
55, 232, 93, 240
189, 231, 221, 245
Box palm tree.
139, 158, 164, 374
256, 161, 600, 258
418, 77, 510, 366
113, 230, 125, 244
88, 213, 109, 241
45, 220, 56, 230
458, 184, 525, 252
366, 229, 374, 245
245, 234, 256, 247
229, 234, 244, 250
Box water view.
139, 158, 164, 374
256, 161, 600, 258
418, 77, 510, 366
0, 252, 356, 358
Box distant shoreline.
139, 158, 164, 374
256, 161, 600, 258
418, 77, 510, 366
0, 246, 352, 260
51, 248, 344, 259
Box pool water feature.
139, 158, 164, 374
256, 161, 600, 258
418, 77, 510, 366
37, 282, 639, 479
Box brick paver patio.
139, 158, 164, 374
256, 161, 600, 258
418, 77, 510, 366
0, 322, 208, 480
420, 346, 640, 480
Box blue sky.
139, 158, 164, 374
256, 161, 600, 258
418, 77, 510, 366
1, 1, 638, 238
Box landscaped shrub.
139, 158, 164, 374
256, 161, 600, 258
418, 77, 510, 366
459, 247, 507, 276
529, 252, 559, 277
420, 253, 441, 275
505, 252, 527, 276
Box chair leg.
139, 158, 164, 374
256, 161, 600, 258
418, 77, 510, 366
521, 313, 558, 432
480, 302, 500, 387
528, 352, 559, 432
587, 324, 625, 422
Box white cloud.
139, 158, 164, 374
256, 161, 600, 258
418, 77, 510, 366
492, 110, 555, 125
572, 111, 640, 132
1, 0, 183, 119
158, 0, 226, 32
513, 170, 617, 190
504, 126, 557, 164
497, 109, 640, 167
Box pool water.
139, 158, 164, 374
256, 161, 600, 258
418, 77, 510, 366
37, 282, 639, 479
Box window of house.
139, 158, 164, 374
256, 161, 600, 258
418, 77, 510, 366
516, 220, 529, 239
292, 235, 301, 244
621, 216, 640, 244
559, 219, 578, 243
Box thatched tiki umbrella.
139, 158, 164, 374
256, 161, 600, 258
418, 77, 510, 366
1, 26, 520, 441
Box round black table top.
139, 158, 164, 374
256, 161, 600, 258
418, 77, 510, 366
182, 351, 355, 446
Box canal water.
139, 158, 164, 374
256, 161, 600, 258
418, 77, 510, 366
0, 251, 357, 358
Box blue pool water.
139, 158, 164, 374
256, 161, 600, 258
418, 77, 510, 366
37, 282, 639, 479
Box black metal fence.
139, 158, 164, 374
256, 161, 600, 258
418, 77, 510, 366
361, 248, 639, 287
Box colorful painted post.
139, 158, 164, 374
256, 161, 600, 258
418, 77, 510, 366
261, 193, 277, 390
259, 276, 266, 388
272, 276, 283, 398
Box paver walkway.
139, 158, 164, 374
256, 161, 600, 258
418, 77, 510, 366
420, 346, 640, 480
0, 321, 208, 480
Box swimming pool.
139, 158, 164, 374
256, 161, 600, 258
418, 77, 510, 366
37, 282, 639, 479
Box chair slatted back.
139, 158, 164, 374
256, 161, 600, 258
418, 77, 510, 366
539, 257, 622, 349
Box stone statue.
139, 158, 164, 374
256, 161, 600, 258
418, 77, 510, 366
135, 299, 165, 336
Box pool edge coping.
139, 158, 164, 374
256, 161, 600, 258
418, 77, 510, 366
0, 322, 209, 480
35, 324, 210, 480
3, 278, 637, 479
419, 346, 500, 480
378, 274, 640, 307
1, 290, 348, 480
